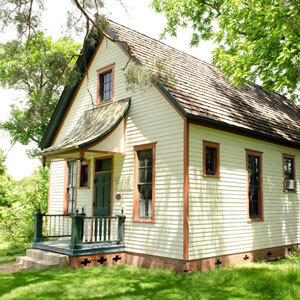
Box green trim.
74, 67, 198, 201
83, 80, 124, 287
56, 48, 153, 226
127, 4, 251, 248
39, 34, 102, 150
32, 242, 125, 256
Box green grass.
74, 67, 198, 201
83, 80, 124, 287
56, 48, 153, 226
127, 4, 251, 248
1, 255, 300, 299
0, 230, 28, 263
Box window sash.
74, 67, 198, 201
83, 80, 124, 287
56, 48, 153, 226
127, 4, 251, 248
247, 153, 262, 220
284, 157, 294, 180
67, 161, 76, 214
100, 71, 112, 102
137, 149, 153, 219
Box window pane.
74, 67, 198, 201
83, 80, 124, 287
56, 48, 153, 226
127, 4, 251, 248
284, 157, 294, 180
95, 159, 111, 172
137, 149, 153, 219
66, 161, 76, 214
248, 154, 260, 219
205, 147, 216, 175
80, 164, 89, 187
100, 71, 112, 102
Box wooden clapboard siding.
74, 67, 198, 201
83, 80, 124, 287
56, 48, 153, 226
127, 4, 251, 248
189, 123, 300, 260
50, 37, 184, 260
48, 161, 65, 214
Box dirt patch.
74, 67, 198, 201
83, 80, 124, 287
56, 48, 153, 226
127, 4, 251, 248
0, 262, 32, 274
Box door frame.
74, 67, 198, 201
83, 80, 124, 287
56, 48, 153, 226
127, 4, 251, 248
92, 155, 114, 217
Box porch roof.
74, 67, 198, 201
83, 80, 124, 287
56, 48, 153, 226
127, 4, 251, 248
37, 98, 130, 156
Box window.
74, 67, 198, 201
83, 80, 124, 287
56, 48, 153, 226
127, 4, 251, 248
97, 64, 114, 104
283, 154, 296, 192
203, 141, 220, 178
133, 143, 156, 222
79, 161, 90, 188
65, 160, 77, 214
246, 149, 263, 221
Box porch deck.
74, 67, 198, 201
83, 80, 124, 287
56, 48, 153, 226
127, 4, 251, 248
32, 211, 126, 257
32, 238, 125, 256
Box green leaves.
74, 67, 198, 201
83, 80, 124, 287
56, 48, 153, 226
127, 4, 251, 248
0, 161, 49, 243
152, 0, 300, 101
0, 32, 81, 147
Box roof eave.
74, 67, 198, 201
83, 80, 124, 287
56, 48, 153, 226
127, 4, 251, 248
187, 113, 300, 150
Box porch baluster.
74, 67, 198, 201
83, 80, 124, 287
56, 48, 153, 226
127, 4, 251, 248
94, 218, 98, 242
99, 217, 102, 241
103, 217, 107, 241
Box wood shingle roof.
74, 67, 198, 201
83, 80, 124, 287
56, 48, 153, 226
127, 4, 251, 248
108, 20, 300, 147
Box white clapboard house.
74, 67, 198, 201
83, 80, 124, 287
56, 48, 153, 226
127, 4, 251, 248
27, 20, 300, 271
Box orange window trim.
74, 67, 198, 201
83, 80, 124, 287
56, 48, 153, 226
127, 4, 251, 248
203, 140, 220, 178
245, 149, 264, 222
96, 63, 115, 105
282, 153, 296, 193
79, 160, 90, 189
133, 142, 156, 223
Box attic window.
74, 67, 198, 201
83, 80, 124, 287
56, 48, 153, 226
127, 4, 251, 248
97, 64, 114, 104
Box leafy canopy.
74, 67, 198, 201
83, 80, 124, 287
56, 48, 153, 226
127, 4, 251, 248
0, 33, 81, 147
152, 0, 300, 101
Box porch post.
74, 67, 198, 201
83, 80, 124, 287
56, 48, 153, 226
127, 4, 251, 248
32, 208, 43, 243
117, 215, 126, 243
69, 210, 85, 250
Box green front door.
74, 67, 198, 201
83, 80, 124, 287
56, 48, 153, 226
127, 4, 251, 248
94, 173, 111, 216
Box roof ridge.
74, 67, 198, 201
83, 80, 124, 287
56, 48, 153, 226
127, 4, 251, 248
106, 18, 216, 70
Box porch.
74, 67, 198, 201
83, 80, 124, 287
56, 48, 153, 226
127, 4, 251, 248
31, 209, 126, 256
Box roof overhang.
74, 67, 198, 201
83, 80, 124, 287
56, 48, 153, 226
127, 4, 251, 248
36, 98, 130, 157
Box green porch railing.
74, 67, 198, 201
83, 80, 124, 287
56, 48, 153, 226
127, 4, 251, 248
32, 209, 126, 250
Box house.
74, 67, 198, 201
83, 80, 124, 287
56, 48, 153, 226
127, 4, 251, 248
30, 20, 300, 271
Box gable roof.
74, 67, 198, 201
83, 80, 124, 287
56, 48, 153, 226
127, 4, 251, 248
40, 19, 300, 150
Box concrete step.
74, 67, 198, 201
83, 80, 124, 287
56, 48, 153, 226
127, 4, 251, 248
25, 249, 69, 266
16, 256, 58, 269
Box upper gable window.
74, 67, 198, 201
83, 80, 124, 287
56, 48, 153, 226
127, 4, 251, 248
97, 64, 114, 104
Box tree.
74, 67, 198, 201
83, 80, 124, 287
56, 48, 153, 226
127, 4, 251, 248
0, 165, 49, 243
151, 0, 300, 101
0, 33, 81, 148
0, 1, 138, 150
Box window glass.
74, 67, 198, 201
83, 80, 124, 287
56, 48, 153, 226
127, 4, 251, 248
80, 164, 89, 187
205, 147, 216, 175
100, 71, 112, 102
248, 155, 260, 219
284, 157, 294, 180
95, 159, 112, 172
137, 149, 153, 219
67, 161, 76, 214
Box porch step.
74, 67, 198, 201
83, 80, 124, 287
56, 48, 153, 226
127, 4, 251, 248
16, 249, 69, 270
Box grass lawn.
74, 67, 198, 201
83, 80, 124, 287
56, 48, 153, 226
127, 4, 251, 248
1, 255, 300, 299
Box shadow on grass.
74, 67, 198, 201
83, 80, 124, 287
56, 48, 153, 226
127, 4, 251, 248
1, 261, 300, 299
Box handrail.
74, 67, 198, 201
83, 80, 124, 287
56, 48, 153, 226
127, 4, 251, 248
32, 209, 126, 250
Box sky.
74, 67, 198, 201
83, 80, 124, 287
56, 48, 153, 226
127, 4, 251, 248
0, 0, 215, 180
